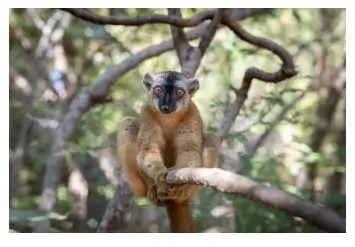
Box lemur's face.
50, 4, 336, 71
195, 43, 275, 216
142, 71, 199, 114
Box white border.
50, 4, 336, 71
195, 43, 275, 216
3, 2, 351, 246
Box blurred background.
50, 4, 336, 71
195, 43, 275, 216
9, 8, 346, 233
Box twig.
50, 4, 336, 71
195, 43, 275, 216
217, 17, 297, 140
164, 167, 346, 233
198, 9, 224, 55
247, 85, 310, 155
168, 8, 190, 65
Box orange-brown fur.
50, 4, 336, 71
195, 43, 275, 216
117, 99, 220, 232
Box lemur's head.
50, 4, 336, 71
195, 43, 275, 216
142, 71, 199, 114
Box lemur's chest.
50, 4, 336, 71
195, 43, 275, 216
162, 135, 177, 168
161, 121, 178, 146
159, 120, 180, 168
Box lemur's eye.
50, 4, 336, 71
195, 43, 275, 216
176, 89, 184, 97
153, 87, 162, 95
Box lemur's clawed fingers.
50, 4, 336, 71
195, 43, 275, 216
154, 170, 171, 193
147, 185, 168, 207
157, 184, 195, 203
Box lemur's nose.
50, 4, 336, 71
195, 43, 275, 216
161, 105, 171, 114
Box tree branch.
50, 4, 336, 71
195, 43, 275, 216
61, 8, 269, 28
326, 99, 345, 210
61, 8, 215, 27
67, 168, 89, 232
167, 8, 190, 65
296, 62, 346, 199
167, 8, 225, 78
96, 178, 133, 233
198, 9, 224, 55
33, 10, 64, 98
10, 118, 33, 206
164, 167, 346, 233
217, 17, 298, 140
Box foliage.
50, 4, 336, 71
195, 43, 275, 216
9, 8, 345, 233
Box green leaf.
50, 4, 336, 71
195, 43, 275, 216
305, 152, 322, 163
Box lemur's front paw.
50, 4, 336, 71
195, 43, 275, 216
154, 170, 171, 197
147, 185, 168, 207
159, 184, 190, 202
152, 169, 186, 202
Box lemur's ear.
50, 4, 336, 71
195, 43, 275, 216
186, 77, 199, 96
142, 72, 154, 90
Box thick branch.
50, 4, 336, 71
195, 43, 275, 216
167, 8, 224, 78
61, 8, 215, 27
61, 8, 269, 28
217, 17, 297, 140
164, 167, 346, 233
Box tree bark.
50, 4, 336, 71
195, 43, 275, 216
164, 167, 346, 233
